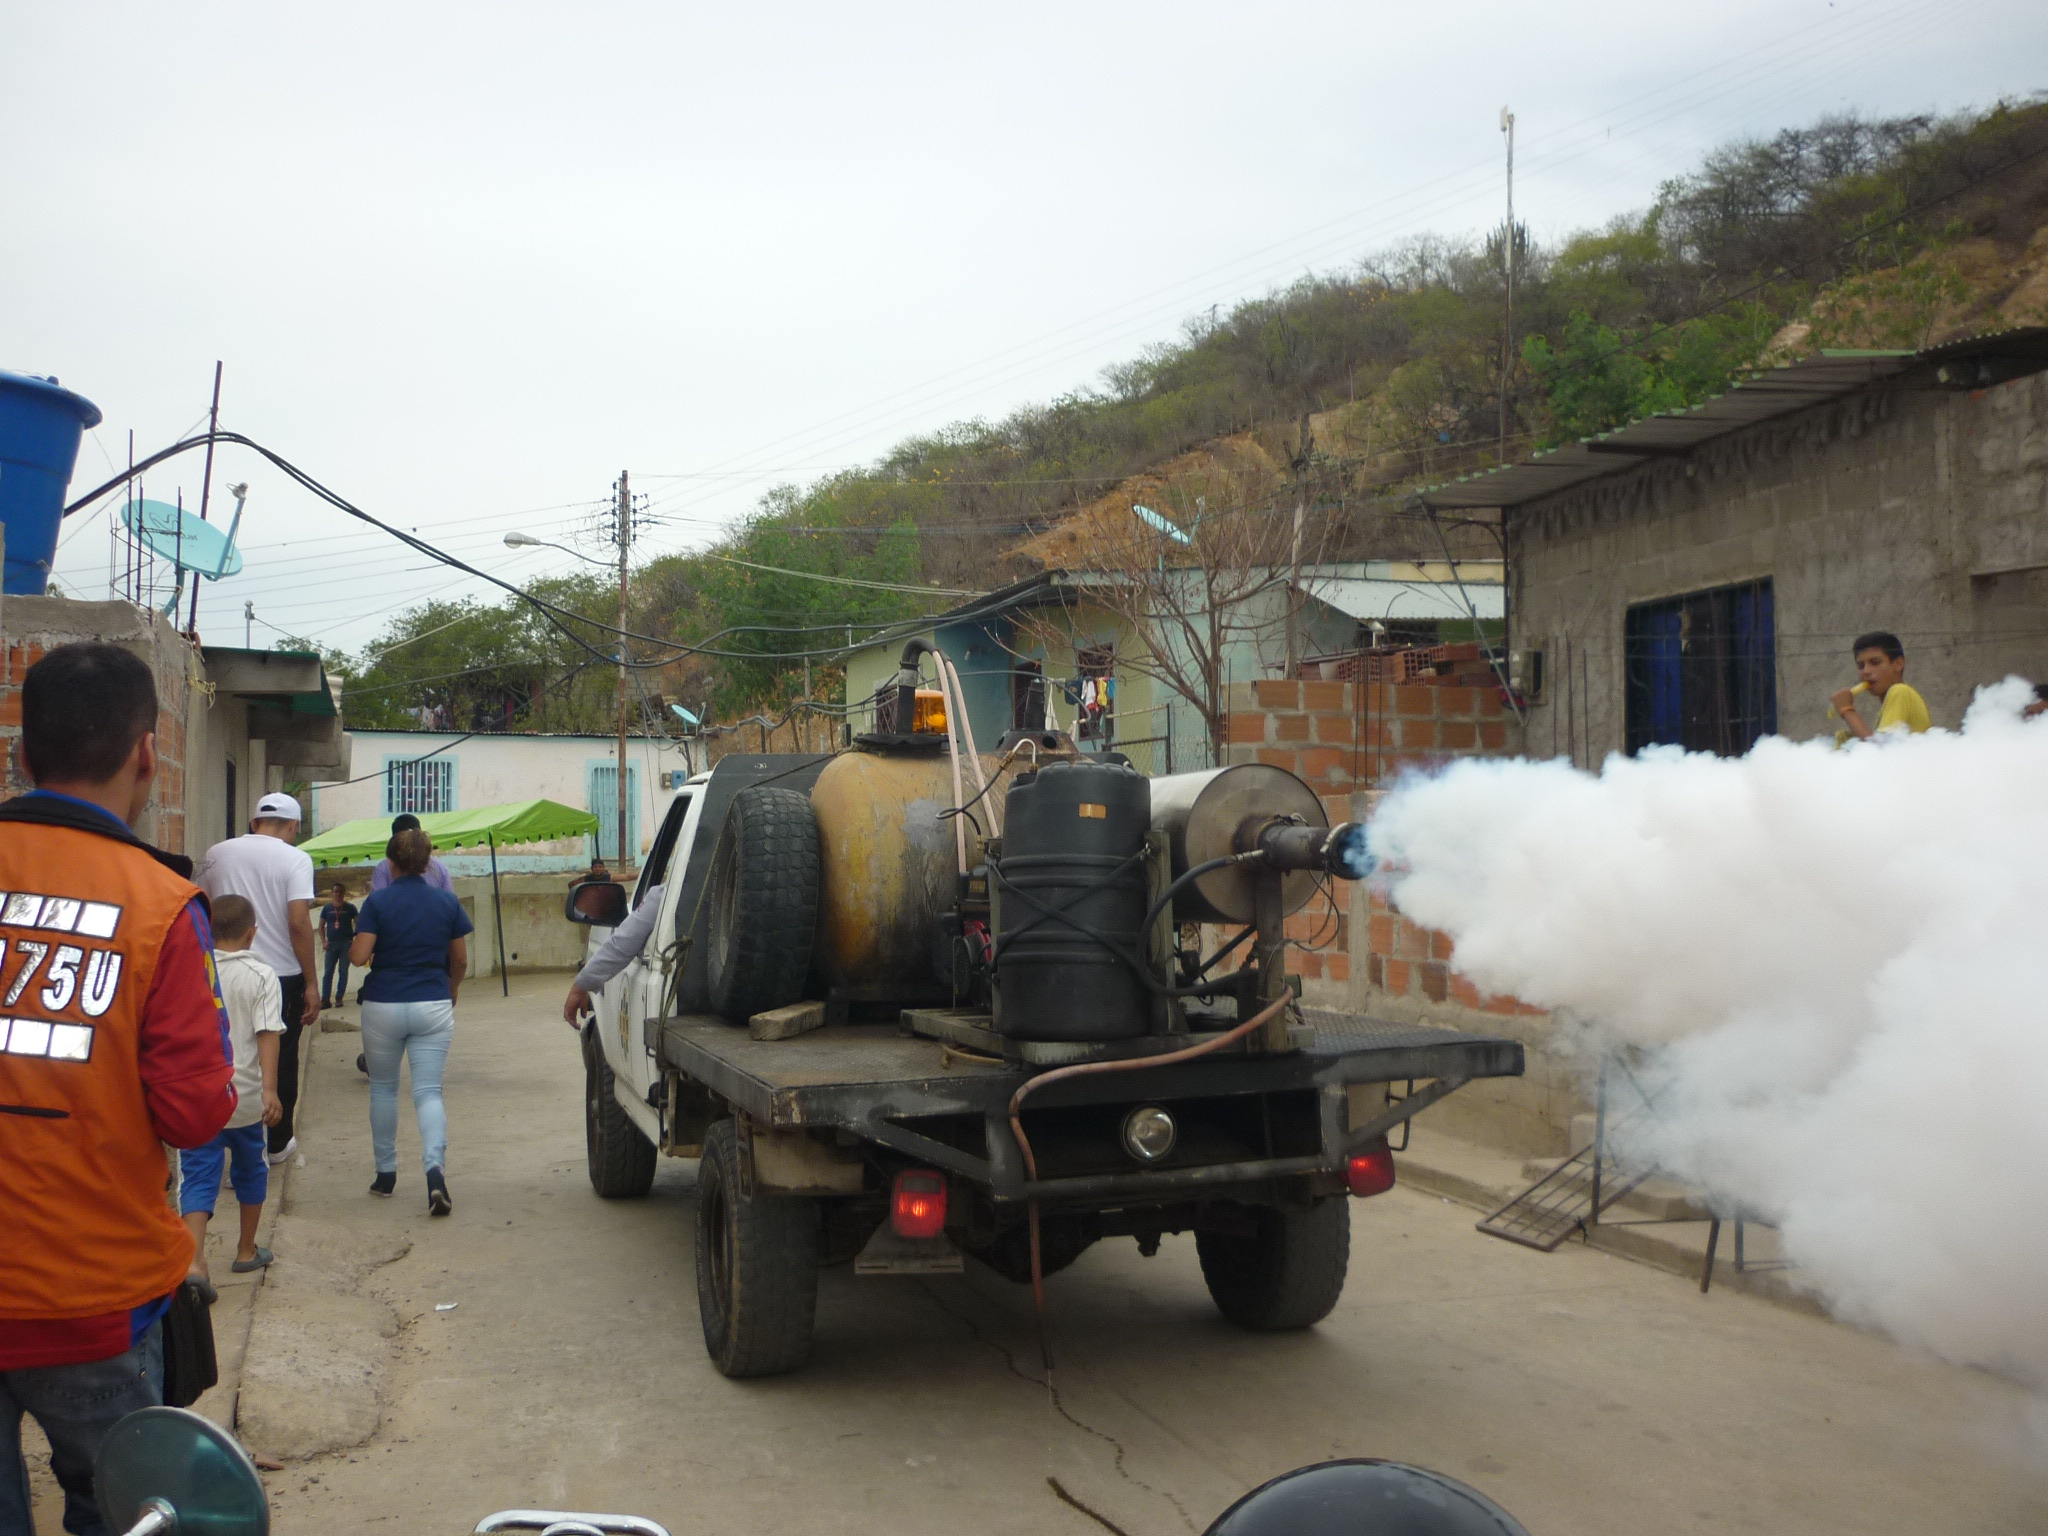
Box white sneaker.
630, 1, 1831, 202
264, 1136, 299, 1166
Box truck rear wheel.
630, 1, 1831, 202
1196, 1197, 1351, 1331
584, 1025, 657, 1198
705, 787, 820, 1024
694, 1118, 820, 1378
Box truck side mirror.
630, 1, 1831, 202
565, 879, 628, 927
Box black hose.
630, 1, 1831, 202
1136, 853, 1257, 945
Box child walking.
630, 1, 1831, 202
179, 894, 284, 1294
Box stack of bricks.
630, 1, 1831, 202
1, 602, 196, 855
1303, 639, 1501, 688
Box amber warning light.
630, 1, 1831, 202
891, 1169, 948, 1239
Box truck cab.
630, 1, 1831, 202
580, 772, 710, 1149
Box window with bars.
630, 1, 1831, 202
1624, 578, 1777, 756
383, 756, 456, 816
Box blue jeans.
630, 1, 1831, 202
360, 999, 454, 1176
0, 1324, 162, 1536
320, 945, 350, 1007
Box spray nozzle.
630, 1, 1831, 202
1247, 819, 1374, 880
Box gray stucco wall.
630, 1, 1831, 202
1510, 368, 2048, 761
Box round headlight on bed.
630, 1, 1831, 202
1121, 1104, 1177, 1164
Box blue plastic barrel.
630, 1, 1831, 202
0, 370, 103, 595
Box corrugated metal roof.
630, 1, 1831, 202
1417, 326, 2048, 512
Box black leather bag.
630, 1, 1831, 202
159, 1281, 219, 1408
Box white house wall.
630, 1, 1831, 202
310, 729, 682, 872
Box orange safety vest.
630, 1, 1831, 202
0, 819, 206, 1319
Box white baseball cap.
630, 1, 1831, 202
254, 792, 303, 822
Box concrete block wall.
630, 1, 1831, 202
2, 599, 197, 854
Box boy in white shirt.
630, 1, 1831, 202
178, 894, 284, 1294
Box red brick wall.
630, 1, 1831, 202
1226, 674, 1513, 792
1363, 888, 1545, 1019
1220, 671, 1535, 1013
1, 640, 48, 801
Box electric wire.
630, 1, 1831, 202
630, 0, 1970, 536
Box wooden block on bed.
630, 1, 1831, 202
749, 1001, 828, 1040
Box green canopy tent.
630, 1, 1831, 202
300, 799, 601, 996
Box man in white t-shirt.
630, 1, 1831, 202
195, 792, 319, 1163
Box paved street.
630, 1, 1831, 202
253, 977, 2047, 1536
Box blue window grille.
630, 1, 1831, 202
587, 762, 641, 863
1624, 578, 1777, 756
383, 756, 456, 815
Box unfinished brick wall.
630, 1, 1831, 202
1219, 663, 1580, 1154
1220, 671, 1516, 990
1, 600, 197, 854
1363, 890, 1545, 1021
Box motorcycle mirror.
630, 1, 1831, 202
95, 1406, 269, 1536
1204, 1460, 1528, 1536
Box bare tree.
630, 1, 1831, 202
1016, 464, 1345, 767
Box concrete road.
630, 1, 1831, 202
258, 977, 2047, 1536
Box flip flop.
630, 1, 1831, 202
230, 1247, 275, 1273
184, 1274, 218, 1306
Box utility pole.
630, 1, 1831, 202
188, 361, 222, 635
244, 600, 253, 648
1284, 492, 1306, 675
613, 470, 632, 869
1499, 106, 1516, 463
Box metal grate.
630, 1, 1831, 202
384, 757, 454, 816
1476, 1142, 1650, 1251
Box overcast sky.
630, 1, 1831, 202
7, 0, 2042, 652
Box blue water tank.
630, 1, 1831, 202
0, 370, 103, 595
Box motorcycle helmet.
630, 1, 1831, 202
1205, 1459, 1529, 1536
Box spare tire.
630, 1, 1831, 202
705, 786, 820, 1023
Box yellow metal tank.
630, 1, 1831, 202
810, 746, 1009, 997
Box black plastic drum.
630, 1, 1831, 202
994, 758, 1150, 1041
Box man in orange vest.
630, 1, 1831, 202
0, 643, 236, 1536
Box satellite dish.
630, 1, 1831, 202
670, 703, 700, 729
122, 499, 244, 579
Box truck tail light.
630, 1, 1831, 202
1345, 1139, 1396, 1198
891, 1169, 948, 1239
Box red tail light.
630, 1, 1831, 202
890, 1169, 948, 1239
1345, 1139, 1397, 1198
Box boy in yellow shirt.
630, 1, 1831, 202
1831, 630, 1931, 740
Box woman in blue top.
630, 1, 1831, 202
349, 828, 473, 1215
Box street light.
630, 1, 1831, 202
1132, 504, 1193, 546
504, 531, 608, 565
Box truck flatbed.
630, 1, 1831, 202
660, 1008, 1522, 1204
